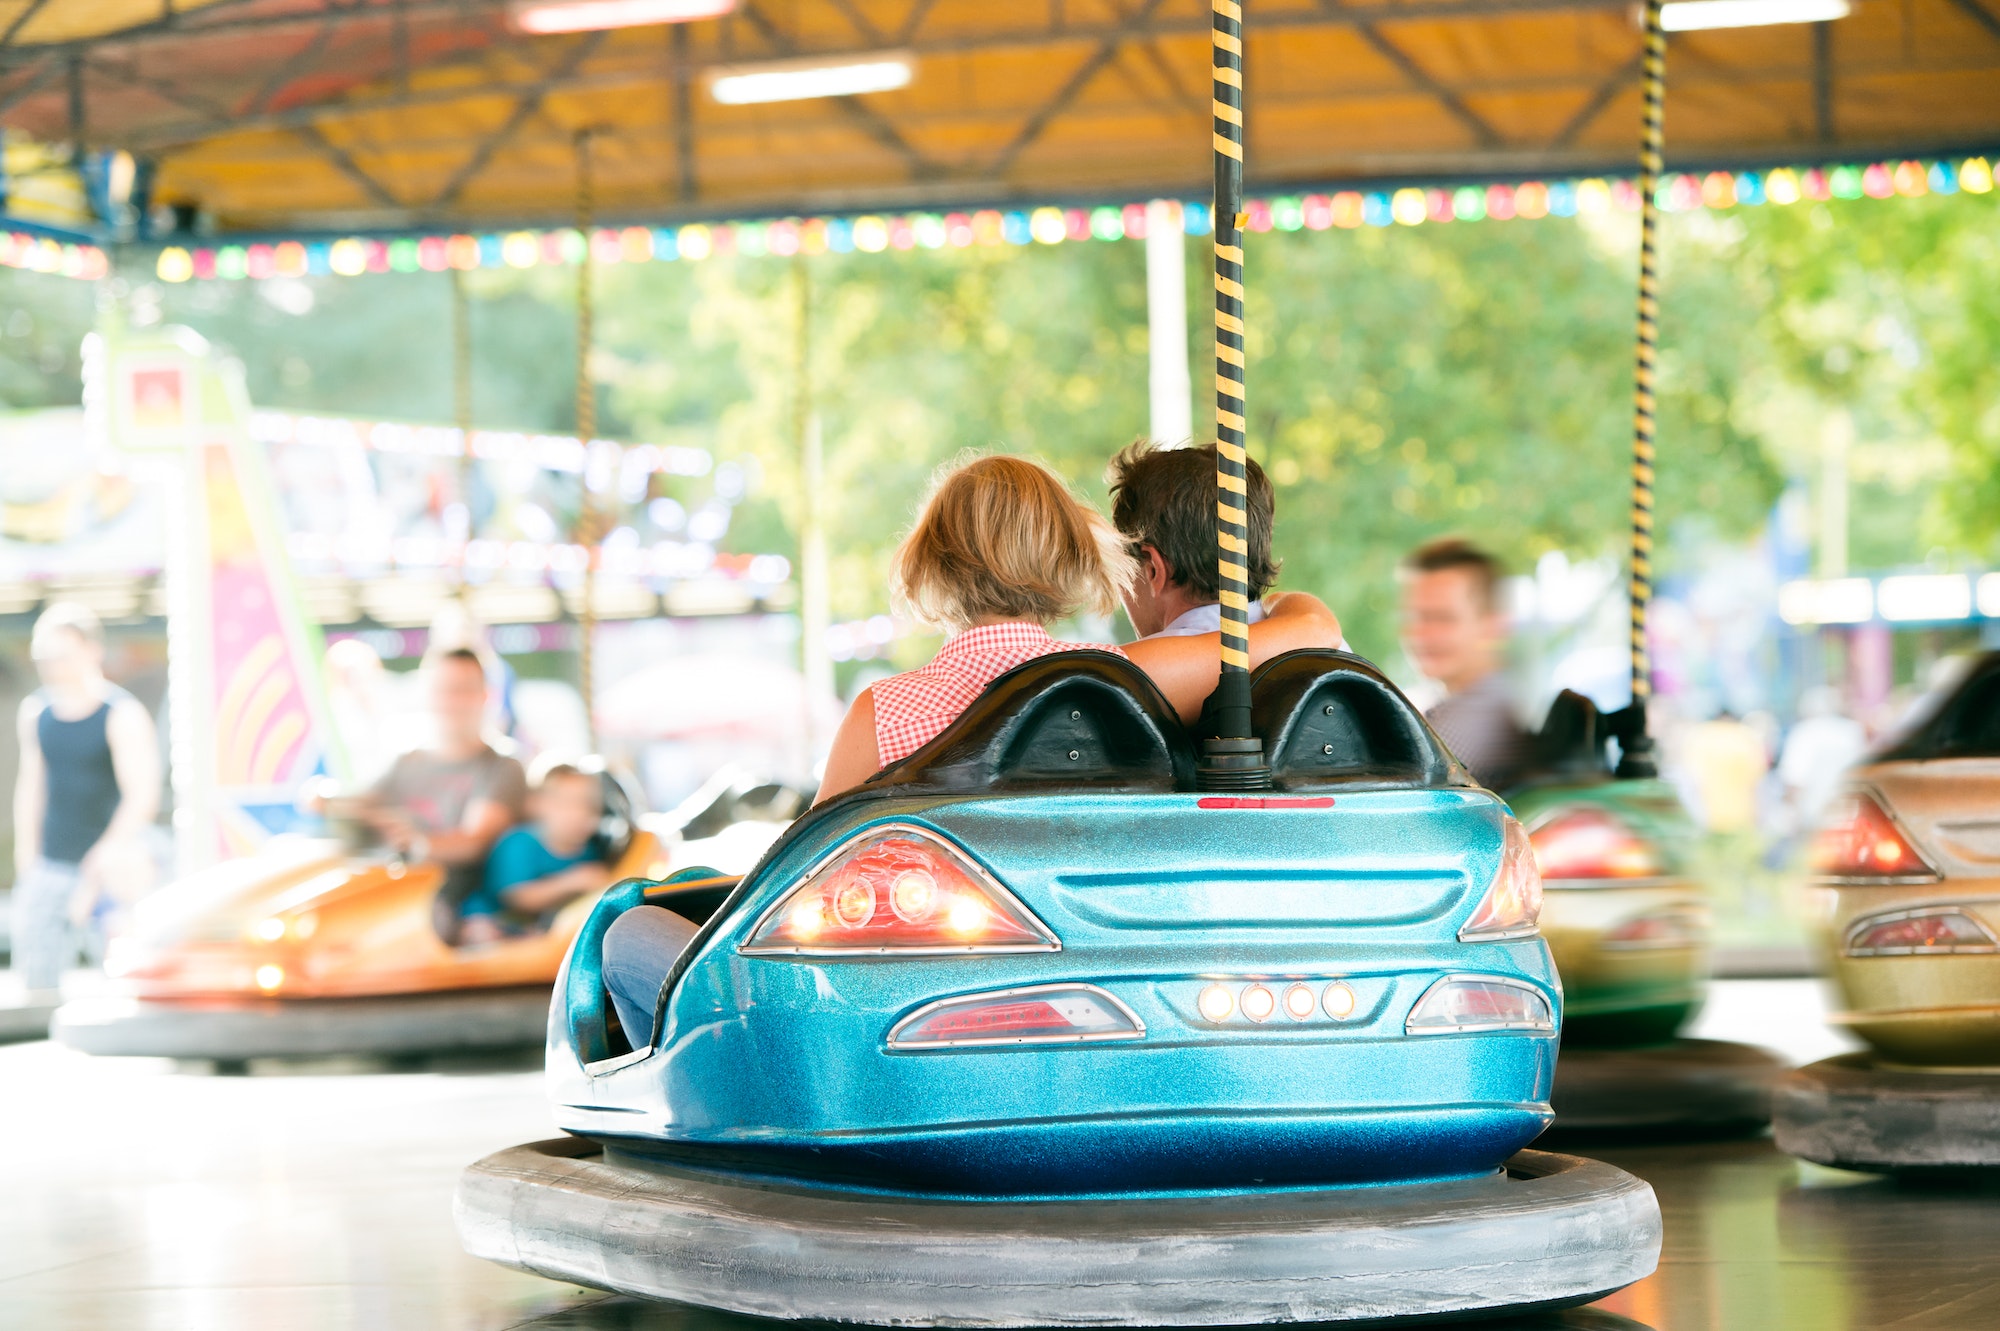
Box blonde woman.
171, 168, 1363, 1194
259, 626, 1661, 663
815, 453, 1341, 802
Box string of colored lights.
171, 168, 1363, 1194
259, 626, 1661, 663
2, 157, 1992, 286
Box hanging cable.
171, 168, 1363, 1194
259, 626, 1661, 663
1618, 0, 1665, 779
573, 128, 600, 752
1197, 0, 1269, 791
450, 265, 474, 597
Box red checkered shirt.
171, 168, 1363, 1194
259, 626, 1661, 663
872, 621, 1128, 765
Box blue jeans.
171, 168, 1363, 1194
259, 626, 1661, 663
602, 905, 699, 1048
11, 858, 82, 993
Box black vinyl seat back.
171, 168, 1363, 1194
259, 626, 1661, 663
1521, 690, 1615, 781
1250, 650, 1465, 790
870, 650, 1196, 795
1876, 651, 2000, 762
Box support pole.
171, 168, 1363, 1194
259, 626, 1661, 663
1144, 198, 1192, 445
1617, 0, 1665, 780
793, 260, 832, 764
450, 265, 475, 589
574, 129, 600, 752
1196, 0, 1268, 791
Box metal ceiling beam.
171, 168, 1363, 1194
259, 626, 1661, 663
13, 0, 1631, 68
242, 13, 342, 116
1, 0, 54, 49
1348, 20, 1502, 146
988, 0, 1172, 177
1550, 50, 1638, 147
110, 39, 2000, 159
296, 119, 402, 208
431, 29, 608, 209
1946, 0, 2000, 41
737, 0, 935, 179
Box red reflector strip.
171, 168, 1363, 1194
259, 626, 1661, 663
1197, 796, 1335, 810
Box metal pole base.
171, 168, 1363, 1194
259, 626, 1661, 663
1198, 736, 1272, 792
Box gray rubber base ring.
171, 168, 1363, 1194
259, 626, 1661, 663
455, 1139, 1662, 1327
51, 987, 551, 1060
1773, 1053, 2000, 1172
1548, 1038, 1786, 1136
0, 998, 57, 1044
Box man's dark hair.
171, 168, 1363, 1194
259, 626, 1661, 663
1402, 537, 1504, 613
1107, 441, 1279, 600
429, 645, 486, 672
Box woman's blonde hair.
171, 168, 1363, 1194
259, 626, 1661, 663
893, 453, 1137, 633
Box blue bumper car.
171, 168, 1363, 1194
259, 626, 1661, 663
458, 652, 1660, 1324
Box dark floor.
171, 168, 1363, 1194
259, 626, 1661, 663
2, 980, 1993, 1330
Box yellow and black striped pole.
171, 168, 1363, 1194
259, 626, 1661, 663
1617, 0, 1665, 778
1198, 0, 1269, 789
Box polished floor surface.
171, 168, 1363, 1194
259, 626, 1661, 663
2, 979, 1994, 1330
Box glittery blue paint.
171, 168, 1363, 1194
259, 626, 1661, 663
550, 788, 1560, 1198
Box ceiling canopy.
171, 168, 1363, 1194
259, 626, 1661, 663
3, 0, 1996, 233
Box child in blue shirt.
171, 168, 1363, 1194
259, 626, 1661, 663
459, 764, 613, 943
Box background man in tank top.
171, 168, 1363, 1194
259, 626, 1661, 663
11, 603, 161, 995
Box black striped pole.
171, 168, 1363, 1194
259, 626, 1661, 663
1197, 0, 1269, 789
1616, 0, 1664, 779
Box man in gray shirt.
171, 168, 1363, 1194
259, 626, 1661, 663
362, 647, 527, 907
1400, 539, 1527, 791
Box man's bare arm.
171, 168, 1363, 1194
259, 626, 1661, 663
424, 798, 517, 866
1122, 592, 1344, 723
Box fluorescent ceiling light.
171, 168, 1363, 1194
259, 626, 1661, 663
1660, 0, 1850, 31
511, 0, 734, 35
709, 52, 914, 105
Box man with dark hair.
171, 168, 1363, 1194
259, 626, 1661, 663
362, 646, 527, 913
1108, 441, 1294, 640
1399, 537, 1526, 790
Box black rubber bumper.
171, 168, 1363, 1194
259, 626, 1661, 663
1773, 1053, 2000, 1172
1549, 1038, 1786, 1138
51, 986, 552, 1060
455, 1139, 1662, 1326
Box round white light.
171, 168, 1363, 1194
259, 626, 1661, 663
1197, 984, 1235, 1023
252, 918, 286, 942
1284, 984, 1317, 1021
1241, 984, 1276, 1023
1323, 981, 1356, 1020
254, 964, 285, 992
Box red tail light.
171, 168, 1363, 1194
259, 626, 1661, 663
1528, 806, 1663, 880
1459, 818, 1543, 942
742, 824, 1058, 956
1844, 907, 1997, 957
889, 984, 1143, 1048
1603, 905, 1709, 950
1406, 975, 1555, 1034
1810, 792, 1938, 881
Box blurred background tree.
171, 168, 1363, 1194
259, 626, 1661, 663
4, 190, 1992, 666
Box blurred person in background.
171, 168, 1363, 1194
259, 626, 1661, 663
1684, 709, 1769, 835
458, 762, 611, 945
11, 603, 160, 995
1399, 538, 1527, 791
1775, 686, 1867, 831
358, 647, 527, 924
323, 637, 395, 785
